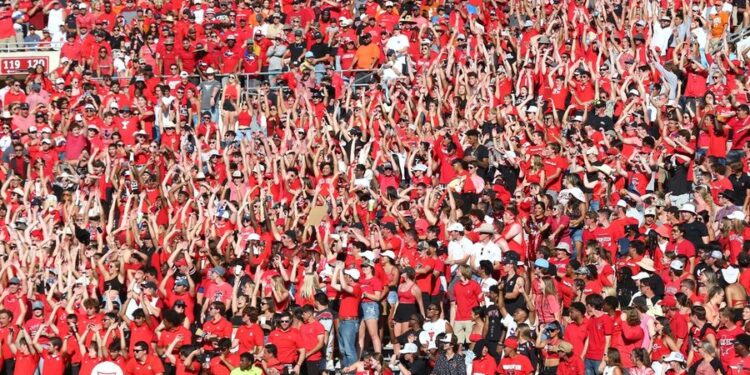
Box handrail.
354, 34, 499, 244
0, 41, 61, 53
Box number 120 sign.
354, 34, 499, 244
0, 57, 49, 75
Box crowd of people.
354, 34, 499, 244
3, 0, 750, 374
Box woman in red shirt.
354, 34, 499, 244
358, 261, 384, 355
471, 340, 497, 375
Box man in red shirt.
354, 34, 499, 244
268, 311, 305, 373
563, 302, 589, 359
156, 309, 192, 374
331, 264, 362, 368
496, 337, 534, 375
584, 294, 613, 374
557, 341, 584, 375
453, 264, 482, 345
32, 336, 66, 375
124, 341, 165, 375
299, 305, 326, 375
727, 334, 750, 375
202, 302, 233, 350
236, 307, 264, 355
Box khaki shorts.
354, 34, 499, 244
453, 320, 473, 344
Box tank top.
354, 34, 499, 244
398, 282, 417, 304
503, 274, 525, 315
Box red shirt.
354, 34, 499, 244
299, 320, 326, 361
202, 317, 233, 347
236, 323, 264, 354
497, 354, 534, 375
717, 325, 744, 362
453, 280, 482, 321
338, 283, 362, 319
125, 354, 166, 375
128, 319, 157, 356
157, 326, 192, 364
268, 327, 303, 365
585, 314, 614, 361
41, 352, 67, 375
557, 356, 585, 375
14, 352, 40, 375
563, 318, 590, 358
472, 355, 497, 375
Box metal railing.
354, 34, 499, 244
0, 41, 61, 53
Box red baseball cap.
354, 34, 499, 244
504, 337, 519, 350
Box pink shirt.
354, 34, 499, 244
205, 281, 233, 304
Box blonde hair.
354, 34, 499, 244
271, 275, 288, 296
299, 273, 319, 301
542, 277, 557, 296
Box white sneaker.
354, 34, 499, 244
383, 343, 394, 350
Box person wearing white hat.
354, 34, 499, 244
198, 66, 221, 122
471, 223, 501, 269
390, 342, 427, 375
677, 203, 708, 251
330, 262, 362, 368
446, 222, 473, 278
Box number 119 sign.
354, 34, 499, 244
0, 56, 49, 74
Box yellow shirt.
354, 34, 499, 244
230, 366, 263, 375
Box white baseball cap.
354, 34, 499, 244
344, 268, 360, 280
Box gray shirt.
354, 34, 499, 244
266, 43, 287, 71
198, 79, 221, 111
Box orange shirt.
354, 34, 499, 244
354, 44, 381, 69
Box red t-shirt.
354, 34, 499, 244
563, 318, 590, 358
41, 352, 67, 375
14, 352, 40, 375
236, 323, 264, 354
339, 283, 362, 319
268, 328, 303, 365
124, 354, 166, 375
299, 320, 326, 361
497, 354, 534, 375
585, 314, 614, 361
453, 280, 482, 321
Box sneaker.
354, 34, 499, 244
383, 343, 393, 350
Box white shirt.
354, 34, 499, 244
385, 34, 410, 54
651, 23, 673, 55
448, 236, 474, 273
472, 241, 501, 268
500, 313, 534, 338
420, 318, 448, 349
480, 277, 498, 305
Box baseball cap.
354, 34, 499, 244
401, 343, 418, 354
344, 268, 360, 280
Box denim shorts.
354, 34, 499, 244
361, 301, 380, 320
387, 290, 398, 305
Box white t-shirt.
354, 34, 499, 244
448, 236, 474, 273
472, 241, 501, 268
480, 277, 498, 305
385, 34, 410, 54
500, 314, 535, 338
420, 319, 449, 349
651, 24, 673, 55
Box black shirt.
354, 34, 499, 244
464, 144, 490, 180
729, 172, 750, 206
665, 162, 691, 196
586, 114, 614, 132
682, 220, 709, 250
310, 42, 332, 61
404, 358, 428, 375
287, 42, 306, 64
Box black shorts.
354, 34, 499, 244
393, 303, 418, 323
